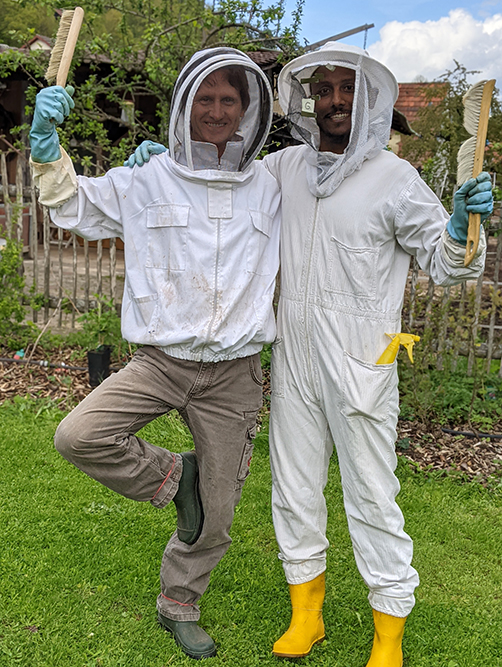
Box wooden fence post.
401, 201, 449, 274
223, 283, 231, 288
1, 152, 12, 236
30, 176, 39, 322
43, 206, 51, 323
486, 230, 502, 373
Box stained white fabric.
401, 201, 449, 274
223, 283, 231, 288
263, 78, 486, 616
31, 149, 77, 207
32, 49, 281, 362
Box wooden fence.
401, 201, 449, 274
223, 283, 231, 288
0, 150, 124, 330
1, 149, 502, 376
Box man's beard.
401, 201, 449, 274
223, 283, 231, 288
318, 124, 351, 152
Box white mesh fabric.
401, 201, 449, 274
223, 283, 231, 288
278, 42, 399, 198
169, 48, 273, 172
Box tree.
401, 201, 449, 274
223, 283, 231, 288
0, 0, 304, 171
0, 0, 56, 47
400, 62, 502, 205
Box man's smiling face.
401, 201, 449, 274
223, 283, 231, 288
310, 65, 355, 153
190, 70, 245, 157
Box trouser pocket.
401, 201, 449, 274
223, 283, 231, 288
235, 410, 259, 487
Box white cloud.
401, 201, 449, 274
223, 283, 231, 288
368, 9, 502, 85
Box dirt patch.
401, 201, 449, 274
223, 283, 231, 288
0, 346, 92, 411
397, 421, 502, 486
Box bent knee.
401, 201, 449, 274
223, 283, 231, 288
54, 414, 94, 461
54, 417, 76, 459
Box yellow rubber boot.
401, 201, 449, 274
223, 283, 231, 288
366, 610, 406, 667
272, 572, 326, 658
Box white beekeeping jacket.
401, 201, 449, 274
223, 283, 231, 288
32, 48, 281, 362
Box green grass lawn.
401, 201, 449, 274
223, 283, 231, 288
1, 397, 501, 667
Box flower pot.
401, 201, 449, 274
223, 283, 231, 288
87, 346, 111, 387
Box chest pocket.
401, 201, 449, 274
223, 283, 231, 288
247, 210, 273, 276
146, 204, 190, 271
325, 236, 378, 301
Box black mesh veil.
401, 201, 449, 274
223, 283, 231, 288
278, 42, 398, 197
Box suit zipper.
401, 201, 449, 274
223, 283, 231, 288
304, 197, 320, 375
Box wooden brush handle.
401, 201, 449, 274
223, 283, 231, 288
464, 79, 495, 267
56, 7, 85, 87
465, 212, 481, 267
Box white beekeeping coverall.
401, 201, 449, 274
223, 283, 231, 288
263, 42, 486, 618
32, 48, 281, 362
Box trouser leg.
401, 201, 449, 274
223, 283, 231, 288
331, 412, 418, 617
53, 346, 203, 506
320, 352, 419, 617
270, 387, 332, 585
157, 354, 263, 621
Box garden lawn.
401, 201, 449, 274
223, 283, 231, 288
1, 397, 501, 667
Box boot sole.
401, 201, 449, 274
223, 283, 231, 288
177, 452, 204, 546
272, 634, 326, 658
159, 616, 217, 660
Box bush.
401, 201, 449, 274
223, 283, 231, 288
0, 237, 26, 339
77, 294, 124, 352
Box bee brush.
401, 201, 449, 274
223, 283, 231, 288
45, 7, 85, 87
456, 78, 496, 267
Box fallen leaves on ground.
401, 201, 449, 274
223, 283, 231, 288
2, 351, 501, 485
0, 346, 93, 411
397, 421, 502, 486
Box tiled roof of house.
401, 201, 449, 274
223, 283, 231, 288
395, 82, 448, 126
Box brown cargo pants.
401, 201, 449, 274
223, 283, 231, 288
54, 345, 263, 621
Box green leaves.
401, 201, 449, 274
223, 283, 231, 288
1, 0, 304, 171
77, 294, 123, 350
0, 238, 26, 338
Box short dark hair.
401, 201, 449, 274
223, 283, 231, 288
221, 66, 250, 111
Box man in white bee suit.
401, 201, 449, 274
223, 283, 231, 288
126, 42, 492, 665
261, 43, 492, 665
29, 48, 280, 660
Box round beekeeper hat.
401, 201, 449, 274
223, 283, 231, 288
278, 42, 399, 114
169, 47, 273, 172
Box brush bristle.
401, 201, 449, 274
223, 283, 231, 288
457, 135, 476, 185
456, 80, 491, 184
45, 10, 76, 84
462, 80, 486, 135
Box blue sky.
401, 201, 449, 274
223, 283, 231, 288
283, 0, 502, 83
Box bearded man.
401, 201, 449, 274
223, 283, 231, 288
262, 43, 491, 666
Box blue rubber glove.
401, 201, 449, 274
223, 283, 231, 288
29, 85, 75, 163
124, 140, 167, 168
447, 172, 493, 245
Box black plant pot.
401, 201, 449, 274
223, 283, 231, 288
87, 346, 111, 387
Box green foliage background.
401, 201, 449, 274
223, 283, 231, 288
0, 0, 305, 170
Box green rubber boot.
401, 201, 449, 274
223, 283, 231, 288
173, 451, 204, 545
158, 612, 217, 660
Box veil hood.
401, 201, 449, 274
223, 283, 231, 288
278, 42, 399, 197
169, 47, 273, 173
